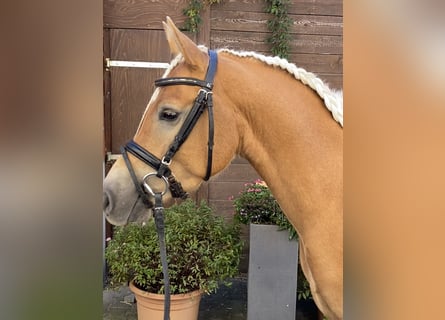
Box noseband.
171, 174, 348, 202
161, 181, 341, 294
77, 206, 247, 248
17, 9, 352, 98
121, 49, 217, 201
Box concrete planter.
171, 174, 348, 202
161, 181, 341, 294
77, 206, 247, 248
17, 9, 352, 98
247, 224, 299, 320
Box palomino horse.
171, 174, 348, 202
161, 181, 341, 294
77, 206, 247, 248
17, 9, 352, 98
103, 17, 343, 319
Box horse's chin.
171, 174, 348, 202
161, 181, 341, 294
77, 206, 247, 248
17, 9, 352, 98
105, 197, 153, 226
127, 206, 153, 224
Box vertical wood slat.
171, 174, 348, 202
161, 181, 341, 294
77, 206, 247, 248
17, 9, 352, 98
103, 28, 113, 241
197, 5, 211, 46
103, 28, 112, 156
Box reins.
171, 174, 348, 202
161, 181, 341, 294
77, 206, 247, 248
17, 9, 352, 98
120, 49, 218, 320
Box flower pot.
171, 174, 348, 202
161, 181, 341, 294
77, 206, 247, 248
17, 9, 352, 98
129, 281, 202, 320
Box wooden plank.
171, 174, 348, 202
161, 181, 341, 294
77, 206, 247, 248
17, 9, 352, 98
194, 181, 209, 203
289, 53, 342, 74
209, 200, 236, 222
211, 10, 268, 33
291, 33, 345, 54
211, 11, 342, 36
110, 67, 164, 153
209, 199, 235, 214
211, 0, 266, 14
211, 30, 342, 55
213, 0, 342, 16
208, 181, 249, 200
213, 163, 260, 182
104, 8, 115, 244
110, 29, 172, 61
317, 73, 343, 90
104, 0, 189, 29
104, 29, 112, 156
289, 0, 342, 16
291, 13, 342, 35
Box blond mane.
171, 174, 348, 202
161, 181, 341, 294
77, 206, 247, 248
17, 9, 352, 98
217, 48, 343, 127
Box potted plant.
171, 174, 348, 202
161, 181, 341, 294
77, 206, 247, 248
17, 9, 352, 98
233, 179, 296, 239
105, 199, 243, 320
233, 179, 299, 320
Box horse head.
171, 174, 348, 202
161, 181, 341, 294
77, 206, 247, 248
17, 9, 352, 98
103, 17, 239, 225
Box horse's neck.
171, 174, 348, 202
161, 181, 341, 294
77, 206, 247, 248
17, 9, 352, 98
222, 54, 343, 231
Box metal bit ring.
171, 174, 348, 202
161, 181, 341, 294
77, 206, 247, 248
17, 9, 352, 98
142, 173, 169, 196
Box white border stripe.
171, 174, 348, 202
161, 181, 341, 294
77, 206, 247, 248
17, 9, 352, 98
106, 60, 170, 69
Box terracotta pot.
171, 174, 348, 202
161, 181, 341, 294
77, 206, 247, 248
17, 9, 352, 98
129, 281, 202, 320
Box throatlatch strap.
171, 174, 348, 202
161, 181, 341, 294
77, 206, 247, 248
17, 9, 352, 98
154, 192, 170, 320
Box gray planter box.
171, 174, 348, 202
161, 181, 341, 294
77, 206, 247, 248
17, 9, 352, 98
247, 224, 299, 320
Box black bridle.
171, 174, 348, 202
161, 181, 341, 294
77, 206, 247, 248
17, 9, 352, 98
121, 49, 217, 199
119, 49, 218, 320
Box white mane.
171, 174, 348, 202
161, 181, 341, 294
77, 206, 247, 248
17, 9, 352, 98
152, 46, 343, 128
217, 48, 343, 127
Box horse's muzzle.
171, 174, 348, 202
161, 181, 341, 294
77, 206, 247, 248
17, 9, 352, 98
103, 188, 154, 226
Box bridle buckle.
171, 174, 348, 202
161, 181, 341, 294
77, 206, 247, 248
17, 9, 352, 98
198, 88, 212, 100
161, 156, 172, 166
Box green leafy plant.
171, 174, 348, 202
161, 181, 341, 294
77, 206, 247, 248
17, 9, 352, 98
265, 0, 292, 59
297, 266, 313, 301
105, 199, 242, 294
232, 179, 297, 240
183, 0, 292, 58
183, 0, 221, 33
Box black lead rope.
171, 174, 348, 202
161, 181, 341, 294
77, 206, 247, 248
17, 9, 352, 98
153, 192, 170, 320
121, 147, 171, 320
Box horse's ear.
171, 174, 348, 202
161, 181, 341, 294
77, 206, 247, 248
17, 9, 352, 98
163, 16, 207, 71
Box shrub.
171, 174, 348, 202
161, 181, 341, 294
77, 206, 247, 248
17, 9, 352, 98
105, 199, 243, 294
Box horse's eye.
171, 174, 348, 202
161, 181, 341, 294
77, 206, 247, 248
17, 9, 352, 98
159, 109, 179, 122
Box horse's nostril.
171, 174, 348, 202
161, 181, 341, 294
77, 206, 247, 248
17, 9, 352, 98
103, 192, 112, 212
